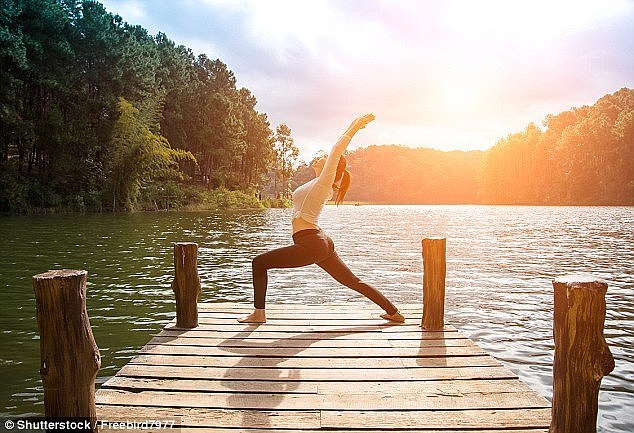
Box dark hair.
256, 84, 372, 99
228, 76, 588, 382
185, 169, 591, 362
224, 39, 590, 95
333, 156, 351, 205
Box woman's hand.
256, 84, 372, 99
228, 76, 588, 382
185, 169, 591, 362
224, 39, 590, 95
347, 113, 375, 135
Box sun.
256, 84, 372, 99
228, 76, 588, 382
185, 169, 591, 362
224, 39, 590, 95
444, 85, 477, 112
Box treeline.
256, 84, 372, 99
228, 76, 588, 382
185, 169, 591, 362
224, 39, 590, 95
479, 88, 633, 205
0, 0, 284, 212
328, 88, 633, 205
342, 146, 483, 204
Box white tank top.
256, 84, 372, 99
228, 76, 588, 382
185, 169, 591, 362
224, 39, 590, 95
291, 135, 350, 225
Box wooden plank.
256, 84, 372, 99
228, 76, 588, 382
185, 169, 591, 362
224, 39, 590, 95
156, 328, 466, 340
127, 354, 500, 369
316, 378, 537, 395
147, 335, 476, 348
95, 405, 320, 429
130, 354, 408, 368
137, 343, 485, 357
100, 376, 319, 394
115, 364, 517, 381
164, 323, 458, 332
100, 377, 532, 396
321, 408, 552, 429
95, 388, 550, 411
95, 406, 550, 430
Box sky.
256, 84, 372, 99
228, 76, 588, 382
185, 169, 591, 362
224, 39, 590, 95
99, 0, 634, 162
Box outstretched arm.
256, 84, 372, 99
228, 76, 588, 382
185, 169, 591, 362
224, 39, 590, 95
315, 114, 375, 187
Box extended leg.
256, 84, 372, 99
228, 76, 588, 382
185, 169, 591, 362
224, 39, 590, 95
316, 250, 401, 317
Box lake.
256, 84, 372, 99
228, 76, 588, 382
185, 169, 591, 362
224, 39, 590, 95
0, 205, 632, 432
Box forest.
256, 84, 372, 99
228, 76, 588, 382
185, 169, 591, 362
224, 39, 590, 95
478, 88, 633, 205
0, 0, 294, 212
1, 1, 632, 212
298, 88, 632, 206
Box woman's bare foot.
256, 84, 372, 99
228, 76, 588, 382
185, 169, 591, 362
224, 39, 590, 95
237, 308, 266, 323
381, 311, 405, 323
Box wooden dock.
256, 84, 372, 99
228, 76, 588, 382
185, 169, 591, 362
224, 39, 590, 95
95, 302, 551, 432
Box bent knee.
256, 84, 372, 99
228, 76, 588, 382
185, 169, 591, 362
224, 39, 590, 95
252, 254, 267, 271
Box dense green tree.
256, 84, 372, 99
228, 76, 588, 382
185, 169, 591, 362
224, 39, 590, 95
273, 124, 298, 198
105, 97, 193, 211
0, 0, 276, 212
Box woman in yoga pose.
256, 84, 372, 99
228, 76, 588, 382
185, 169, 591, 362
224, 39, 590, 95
238, 114, 404, 323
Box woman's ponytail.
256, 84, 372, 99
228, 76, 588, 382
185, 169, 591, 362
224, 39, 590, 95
335, 169, 351, 205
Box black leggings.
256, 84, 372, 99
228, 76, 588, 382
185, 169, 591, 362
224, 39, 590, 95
252, 229, 397, 314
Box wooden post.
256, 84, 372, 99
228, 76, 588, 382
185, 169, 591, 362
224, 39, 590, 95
421, 237, 446, 330
33, 270, 100, 429
172, 242, 201, 328
550, 275, 614, 433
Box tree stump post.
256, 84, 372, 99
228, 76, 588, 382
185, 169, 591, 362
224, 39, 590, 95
33, 270, 100, 430
172, 242, 201, 328
550, 275, 614, 433
421, 237, 447, 330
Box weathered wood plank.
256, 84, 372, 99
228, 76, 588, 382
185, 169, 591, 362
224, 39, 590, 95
95, 388, 550, 411
137, 343, 485, 358
100, 377, 532, 396
164, 323, 457, 332
316, 378, 537, 395
156, 328, 465, 340
100, 376, 319, 394
147, 335, 475, 348
95, 405, 320, 429
114, 364, 517, 381
127, 354, 499, 369
95, 405, 550, 429
321, 408, 552, 429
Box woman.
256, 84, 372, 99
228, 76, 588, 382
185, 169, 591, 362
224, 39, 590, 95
238, 114, 404, 323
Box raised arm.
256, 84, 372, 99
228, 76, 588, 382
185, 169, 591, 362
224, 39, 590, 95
315, 114, 375, 187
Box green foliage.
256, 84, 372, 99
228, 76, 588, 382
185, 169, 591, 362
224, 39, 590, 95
0, 0, 276, 213
272, 124, 299, 198
261, 196, 293, 208
137, 182, 264, 210
105, 97, 194, 211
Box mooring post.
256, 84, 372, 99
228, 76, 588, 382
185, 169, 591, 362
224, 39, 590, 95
421, 237, 447, 330
172, 242, 201, 328
33, 270, 100, 431
550, 275, 614, 433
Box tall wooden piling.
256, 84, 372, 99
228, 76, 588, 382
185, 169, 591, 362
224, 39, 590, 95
172, 242, 201, 328
421, 237, 447, 330
550, 275, 614, 433
33, 269, 100, 430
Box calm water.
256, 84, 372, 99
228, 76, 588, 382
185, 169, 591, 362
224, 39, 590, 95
0, 206, 632, 431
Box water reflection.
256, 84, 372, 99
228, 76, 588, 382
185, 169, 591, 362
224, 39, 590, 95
0, 206, 632, 431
